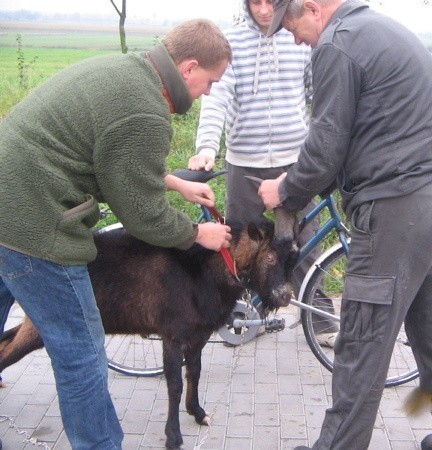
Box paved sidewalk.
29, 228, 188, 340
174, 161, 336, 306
0, 302, 430, 449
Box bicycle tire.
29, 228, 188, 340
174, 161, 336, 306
300, 243, 419, 387
106, 334, 164, 377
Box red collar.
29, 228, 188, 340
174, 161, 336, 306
207, 207, 238, 279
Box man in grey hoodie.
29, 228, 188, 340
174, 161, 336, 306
189, 1, 337, 340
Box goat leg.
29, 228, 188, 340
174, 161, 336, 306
163, 340, 185, 449
184, 340, 209, 425
0, 318, 44, 372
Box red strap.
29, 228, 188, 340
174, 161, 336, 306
207, 207, 238, 279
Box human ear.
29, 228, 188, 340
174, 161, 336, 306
303, 0, 321, 17
178, 59, 199, 79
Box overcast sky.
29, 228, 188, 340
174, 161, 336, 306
1, 0, 431, 33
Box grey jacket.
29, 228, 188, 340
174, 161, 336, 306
279, 0, 432, 218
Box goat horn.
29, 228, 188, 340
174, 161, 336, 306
244, 175, 296, 241
274, 206, 296, 241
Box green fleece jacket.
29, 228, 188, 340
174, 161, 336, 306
0, 45, 196, 265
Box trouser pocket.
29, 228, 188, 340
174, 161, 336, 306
341, 273, 396, 342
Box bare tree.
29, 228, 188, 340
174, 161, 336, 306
110, 0, 128, 54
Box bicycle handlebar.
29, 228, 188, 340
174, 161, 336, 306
170, 169, 228, 183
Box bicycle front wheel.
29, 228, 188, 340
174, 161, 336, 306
105, 334, 164, 377
300, 243, 419, 387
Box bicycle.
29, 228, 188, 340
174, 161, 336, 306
103, 169, 419, 386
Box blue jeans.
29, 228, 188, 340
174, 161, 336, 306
0, 245, 123, 449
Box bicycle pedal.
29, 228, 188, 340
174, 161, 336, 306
265, 318, 285, 333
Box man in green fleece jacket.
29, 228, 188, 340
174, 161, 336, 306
0, 19, 232, 449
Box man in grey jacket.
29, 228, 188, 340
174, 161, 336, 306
259, 0, 432, 449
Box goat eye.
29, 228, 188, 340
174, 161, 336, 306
266, 254, 276, 264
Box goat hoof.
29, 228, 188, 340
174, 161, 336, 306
201, 414, 211, 426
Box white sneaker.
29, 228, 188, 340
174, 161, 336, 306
316, 332, 338, 348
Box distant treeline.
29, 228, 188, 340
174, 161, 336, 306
0, 10, 234, 29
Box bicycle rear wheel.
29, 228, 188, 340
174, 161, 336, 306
105, 334, 164, 377
300, 243, 419, 387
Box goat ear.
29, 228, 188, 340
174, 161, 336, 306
247, 222, 264, 242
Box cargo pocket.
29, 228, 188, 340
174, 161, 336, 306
340, 273, 396, 343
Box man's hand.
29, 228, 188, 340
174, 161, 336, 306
195, 222, 232, 251
258, 172, 287, 210
165, 174, 215, 208
179, 180, 215, 207
188, 154, 215, 171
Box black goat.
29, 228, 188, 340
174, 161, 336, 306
0, 219, 298, 448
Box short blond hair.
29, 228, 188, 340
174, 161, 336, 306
163, 19, 232, 69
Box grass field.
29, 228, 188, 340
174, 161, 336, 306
0, 21, 165, 117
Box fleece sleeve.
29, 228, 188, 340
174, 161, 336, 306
94, 113, 196, 248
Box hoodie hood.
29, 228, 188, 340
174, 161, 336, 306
242, 0, 280, 95
243, 0, 261, 33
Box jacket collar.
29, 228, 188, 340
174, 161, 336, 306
328, 0, 369, 26
147, 43, 193, 115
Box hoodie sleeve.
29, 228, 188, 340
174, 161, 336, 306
195, 64, 236, 158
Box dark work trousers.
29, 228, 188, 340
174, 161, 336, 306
313, 182, 432, 450
225, 163, 321, 294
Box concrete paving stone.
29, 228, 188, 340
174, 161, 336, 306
121, 409, 150, 434
369, 427, 392, 450
281, 437, 309, 449
230, 392, 254, 415
109, 376, 137, 399
0, 392, 31, 417
141, 419, 166, 448
122, 433, 143, 450
299, 365, 324, 386
231, 372, 255, 394
280, 394, 305, 416
277, 373, 302, 396
384, 416, 416, 441
27, 383, 57, 406
280, 413, 307, 440
301, 384, 328, 406
14, 403, 49, 428
112, 397, 130, 420
197, 423, 226, 449
254, 402, 279, 427
304, 405, 327, 428
31, 414, 63, 441
225, 436, 253, 449
125, 386, 157, 411
389, 441, 419, 450
233, 355, 255, 374
226, 412, 253, 438
204, 381, 231, 403
253, 424, 280, 449
254, 384, 278, 404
